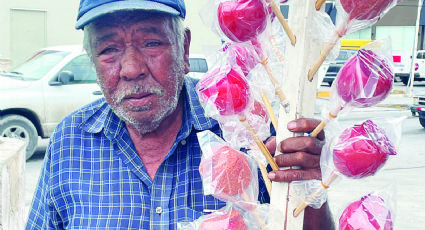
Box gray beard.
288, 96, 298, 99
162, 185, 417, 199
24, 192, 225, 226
110, 59, 185, 135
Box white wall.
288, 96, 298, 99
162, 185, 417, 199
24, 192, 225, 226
184, 0, 222, 57
0, 0, 227, 67
0, 0, 82, 66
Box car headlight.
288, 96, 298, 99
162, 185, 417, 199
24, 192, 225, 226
413, 97, 419, 104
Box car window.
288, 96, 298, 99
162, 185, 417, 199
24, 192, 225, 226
417, 52, 423, 59
336, 50, 356, 61
58, 54, 97, 84
10, 50, 69, 81
189, 58, 208, 73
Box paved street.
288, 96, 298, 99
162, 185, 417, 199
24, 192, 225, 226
23, 82, 425, 228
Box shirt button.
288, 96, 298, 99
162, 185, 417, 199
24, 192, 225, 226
155, 207, 162, 215
181, 140, 186, 145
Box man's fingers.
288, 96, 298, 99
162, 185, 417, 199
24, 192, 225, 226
274, 152, 320, 169
278, 136, 323, 155
265, 136, 277, 155
287, 118, 325, 141
268, 168, 322, 182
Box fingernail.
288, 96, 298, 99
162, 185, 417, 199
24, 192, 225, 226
268, 172, 276, 180
287, 121, 296, 130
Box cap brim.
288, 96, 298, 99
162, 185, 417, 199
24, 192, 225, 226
75, 0, 180, 29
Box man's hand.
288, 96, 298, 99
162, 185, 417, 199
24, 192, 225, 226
265, 118, 325, 182
265, 118, 335, 229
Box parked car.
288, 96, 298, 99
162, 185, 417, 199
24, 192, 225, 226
187, 54, 209, 79
410, 94, 425, 128
322, 49, 357, 86
0, 46, 209, 160
0, 45, 102, 159
392, 50, 425, 85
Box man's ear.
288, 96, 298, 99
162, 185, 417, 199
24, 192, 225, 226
183, 29, 191, 74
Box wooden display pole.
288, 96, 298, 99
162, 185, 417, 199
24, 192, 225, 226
270, 0, 322, 229
0, 137, 26, 230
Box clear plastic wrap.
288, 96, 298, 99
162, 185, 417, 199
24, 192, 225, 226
197, 130, 259, 203
335, 0, 399, 36
311, 38, 394, 138
337, 187, 396, 230
177, 203, 285, 230
331, 38, 394, 110
295, 117, 403, 213
308, 0, 399, 80
195, 64, 272, 149
196, 64, 251, 118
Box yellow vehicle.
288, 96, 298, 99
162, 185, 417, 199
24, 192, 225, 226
340, 39, 372, 50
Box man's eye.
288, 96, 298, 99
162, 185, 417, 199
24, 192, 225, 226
99, 47, 118, 55
146, 41, 161, 47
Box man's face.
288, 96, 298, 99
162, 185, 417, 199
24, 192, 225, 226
90, 16, 189, 134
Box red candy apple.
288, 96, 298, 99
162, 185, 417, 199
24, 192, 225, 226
333, 120, 396, 178
340, 0, 394, 21
197, 66, 250, 116
199, 146, 252, 197
339, 194, 393, 230
200, 209, 247, 230
218, 0, 268, 42
335, 49, 393, 108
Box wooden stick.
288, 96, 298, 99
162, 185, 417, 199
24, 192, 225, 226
257, 157, 273, 196
293, 171, 339, 217
261, 92, 278, 130
260, 57, 290, 114
315, 0, 326, 10
271, 0, 323, 229
270, 35, 285, 62
240, 117, 280, 171
307, 33, 340, 81
241, 192, 269, 230
266, 0, 296, 46
310, 104, 342, 138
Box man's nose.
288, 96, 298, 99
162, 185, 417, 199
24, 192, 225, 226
120, 46, 146, 80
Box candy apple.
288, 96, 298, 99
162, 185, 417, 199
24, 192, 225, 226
218, 0, 268, 42
335, 49, 393, 108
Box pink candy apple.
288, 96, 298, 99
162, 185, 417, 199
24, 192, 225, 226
200, 209, 247, 230
197, 66, 250, 116
229, 45, 260, 76
218, 0, 268, 42
199, 146, 252, 197
340, 0, 394, 21
339, 194, 393, 230
335, 49, 393, 108
333, 120, 396, 178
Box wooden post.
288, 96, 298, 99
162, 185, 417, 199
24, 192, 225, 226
270, 0, 322, 229
0, 137, 26, 230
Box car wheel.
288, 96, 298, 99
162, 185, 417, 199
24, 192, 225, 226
0, 115, 38, 160
420, 118, 425, 128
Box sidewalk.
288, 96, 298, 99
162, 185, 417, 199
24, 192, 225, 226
315, 89, 412, 113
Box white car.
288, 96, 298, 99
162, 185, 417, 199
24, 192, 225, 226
392, 50, 425, 85
0, 45, 102, 159
0, 46, 209, 160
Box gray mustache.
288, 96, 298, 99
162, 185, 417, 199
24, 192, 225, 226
115, 85, 163, 104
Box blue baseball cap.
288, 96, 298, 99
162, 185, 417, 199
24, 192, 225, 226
75, 0, 186, 30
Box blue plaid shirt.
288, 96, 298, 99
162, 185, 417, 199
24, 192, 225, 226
26, 77, 270, 230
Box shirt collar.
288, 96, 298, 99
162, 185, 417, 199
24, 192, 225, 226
79, 77, 218, 139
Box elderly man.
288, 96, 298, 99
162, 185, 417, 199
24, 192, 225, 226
26, 0, 334, 229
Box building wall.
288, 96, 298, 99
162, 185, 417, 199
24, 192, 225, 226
0, 0, 82, 67
184, 0, 222, 56
0, 0, 221, 69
